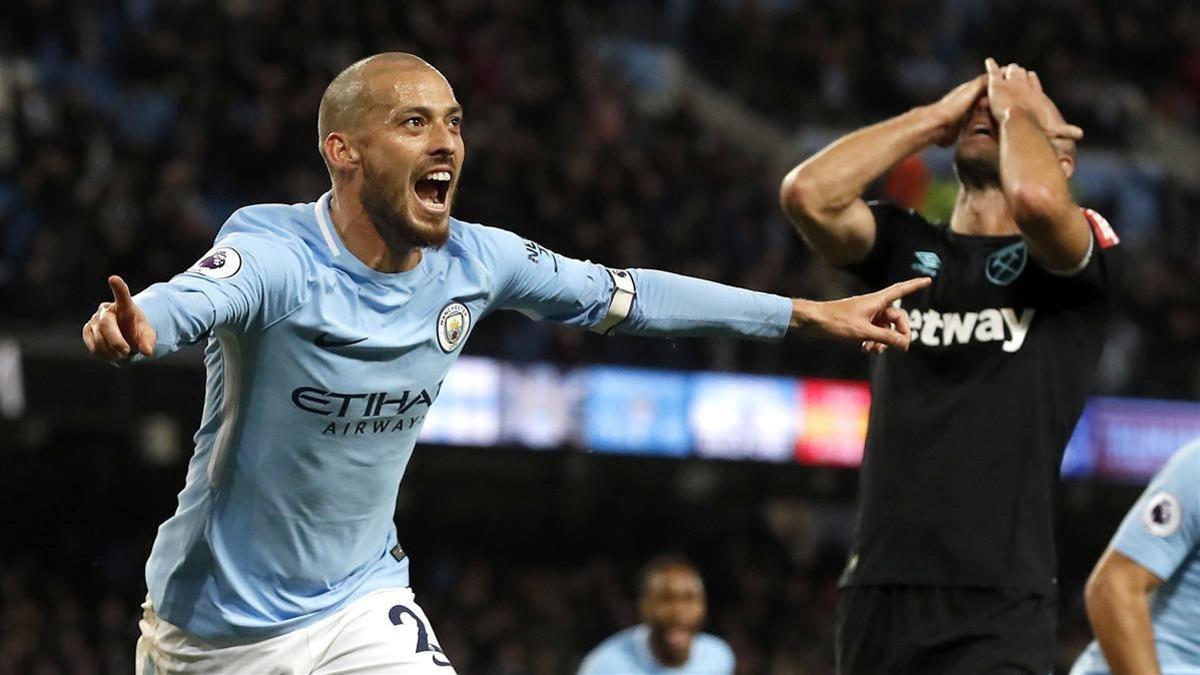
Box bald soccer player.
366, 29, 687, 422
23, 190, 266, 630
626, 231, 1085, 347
83, 53, 929, 674
579, 556, 734, 675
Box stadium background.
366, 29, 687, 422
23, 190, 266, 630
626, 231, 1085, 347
2, 0, 1200, 672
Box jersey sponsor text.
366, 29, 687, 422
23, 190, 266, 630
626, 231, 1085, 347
905, 306, 1035, 353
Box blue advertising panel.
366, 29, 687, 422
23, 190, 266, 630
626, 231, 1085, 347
1085, 397, 1200, 482
582, 366, 691, 457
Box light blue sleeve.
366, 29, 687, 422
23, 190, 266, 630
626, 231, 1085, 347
132, 226, 310, 359
617, 269, 792, 340
475, 225, 792, 340
1110, 440, 1200, 581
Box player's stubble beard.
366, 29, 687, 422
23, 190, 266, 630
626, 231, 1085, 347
359, 156, 451, 250
953, 143, 1001, 192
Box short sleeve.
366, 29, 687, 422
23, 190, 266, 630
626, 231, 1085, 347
1110, 441, 1200, 581
1038, 207, 1120, 299
839, 201, 926, 288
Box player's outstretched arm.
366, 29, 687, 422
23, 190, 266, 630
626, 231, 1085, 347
82, 275, 157, 363
791, 277, 929, 351
985, 58, 1092, 273
779, 75, 985, 266
479, 225, 928, 348
1084, 548, 1163, 675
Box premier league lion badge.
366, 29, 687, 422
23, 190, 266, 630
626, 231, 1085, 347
436, 301, 471, 353
187, 246, 242, 280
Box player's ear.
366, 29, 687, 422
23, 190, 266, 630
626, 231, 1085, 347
1052, 139, 1076, 180
323, 133, 362, 171
1058, 152, 1075, 180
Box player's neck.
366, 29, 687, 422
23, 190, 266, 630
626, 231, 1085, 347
328, 190, 422, 273
949, 185, 1020, 237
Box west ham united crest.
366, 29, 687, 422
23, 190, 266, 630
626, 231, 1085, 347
436, 301, 471, 353
985, 241, 1027, 286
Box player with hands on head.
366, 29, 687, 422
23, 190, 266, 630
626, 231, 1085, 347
782, 57, 1119, 675
83, 52, 928, 675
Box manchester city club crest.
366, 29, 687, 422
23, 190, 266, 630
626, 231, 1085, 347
187, 246, 242, 280
436, 301, 471, 353
985, 241, 1027, 286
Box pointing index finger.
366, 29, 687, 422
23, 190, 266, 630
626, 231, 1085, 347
108, 275, 134, 307
881, 276, 932, 304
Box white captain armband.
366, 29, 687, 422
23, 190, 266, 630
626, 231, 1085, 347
590, 268, 637, 335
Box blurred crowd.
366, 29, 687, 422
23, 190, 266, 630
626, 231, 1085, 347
1, 545, 840, 675
0, 489, 1109, 675
3, 0, 1200, 394
0, 517, 1097, 675
1, 416, 1124, 675
1, 421, 860, 675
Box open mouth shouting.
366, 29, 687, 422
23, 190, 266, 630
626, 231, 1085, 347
964, 114, 997, 140
413, 167, 454, 215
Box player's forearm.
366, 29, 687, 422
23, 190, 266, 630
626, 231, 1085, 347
998, 108, 1076, 233
1086, 581, 1161, 675
781, 106, 944, 221
134, 282, 221, 358
611, 269, 791, 340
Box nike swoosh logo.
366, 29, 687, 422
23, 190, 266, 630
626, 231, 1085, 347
314, 332, 368, 348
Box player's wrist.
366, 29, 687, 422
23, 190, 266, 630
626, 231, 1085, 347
789, 298, 822, 334
913, 104, 960, 146
999, 103, 1040, 131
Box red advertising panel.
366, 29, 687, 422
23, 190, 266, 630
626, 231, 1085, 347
795, 379, 871, 467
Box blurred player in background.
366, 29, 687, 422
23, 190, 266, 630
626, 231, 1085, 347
578, 555, 734, 675
1070, 438, 1200, 675
780, 58, 1119, 674
82, 52, 928, 674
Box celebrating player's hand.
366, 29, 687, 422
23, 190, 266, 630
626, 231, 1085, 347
930, 75, 988, 147
984, 58, 1084, 142
82, 275, 157, 362
791, 277, 930, 351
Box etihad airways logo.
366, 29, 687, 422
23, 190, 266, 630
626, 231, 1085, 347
906, 306, 1035, 353
291, 384, 443, 436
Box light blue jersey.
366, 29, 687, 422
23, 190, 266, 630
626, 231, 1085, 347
578, 625, 735, 675
1071, 439, 1200, 675
134, 192, 792, 640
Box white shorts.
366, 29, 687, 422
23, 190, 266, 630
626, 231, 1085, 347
135, 588, 455, 674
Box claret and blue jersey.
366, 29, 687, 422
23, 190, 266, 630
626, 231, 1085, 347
132, 193, 792, 640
